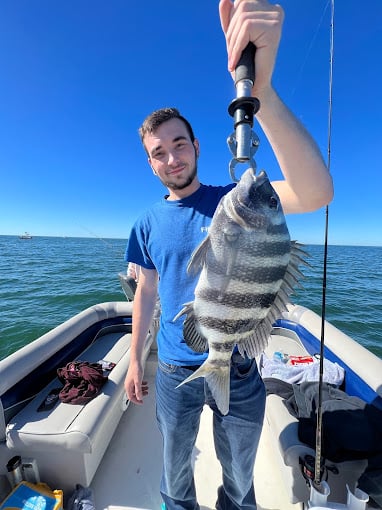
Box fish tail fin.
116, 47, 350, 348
176, 361, 231, 415
205, 366, 231, 415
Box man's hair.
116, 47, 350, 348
139, 107, 196, 146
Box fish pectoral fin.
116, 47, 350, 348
176, 362, 231, 416
222, 224, 241, 274
213, 243, 240, 299
187, 236, 211, 275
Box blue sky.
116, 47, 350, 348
0, 1, 381, 246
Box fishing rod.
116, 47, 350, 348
227, 43, 260, 181
226, 0, 335, 495
313, 0, 335, 490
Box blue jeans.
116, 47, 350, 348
155, 353, 266, 510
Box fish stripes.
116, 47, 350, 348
198, 316, 256, 335
210, 341, 235, 352
174, 169, 308, 415
205, 262, 289, 283
198, 288, 278, 309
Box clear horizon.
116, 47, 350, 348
1, 233, 381, 249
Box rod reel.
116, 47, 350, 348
299, 454, 327, 487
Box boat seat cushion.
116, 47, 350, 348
266, 392, 315, 466
6, 326, 132, 453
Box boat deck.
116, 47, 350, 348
91, 353, 300, 510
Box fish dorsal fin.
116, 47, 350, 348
187, 236, 211, 276
173, 301, 209, 353
238, 241, 309, 358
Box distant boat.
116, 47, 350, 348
19, 232, 32, 239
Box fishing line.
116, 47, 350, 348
290, 0, 331, 99
314, 0, 335, 488
77, 223, 125, 258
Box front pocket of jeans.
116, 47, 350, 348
158, 359, 177, 374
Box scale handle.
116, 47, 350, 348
235, 42, 256, 86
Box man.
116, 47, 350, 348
124, 1, 334, 509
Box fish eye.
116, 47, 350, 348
269, 196, 278, 209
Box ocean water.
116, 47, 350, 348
0, 236, 381, 361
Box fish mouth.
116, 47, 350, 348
227, 168, 271, 228
238, 168, 269, 206
246, 168, 267, 185
224, 167, 273, 226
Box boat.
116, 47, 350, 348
0, 296, 381, 510
19, 232, 32, 240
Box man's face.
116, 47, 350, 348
144, 118, 200, 195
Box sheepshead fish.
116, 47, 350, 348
174, 168, 308, 415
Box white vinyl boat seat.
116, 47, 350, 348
6, 325, 132, 451
2, 319, 153, 494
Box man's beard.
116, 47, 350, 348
162, 162, 198, 191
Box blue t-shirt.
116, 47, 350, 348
125, 182, 235, 365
